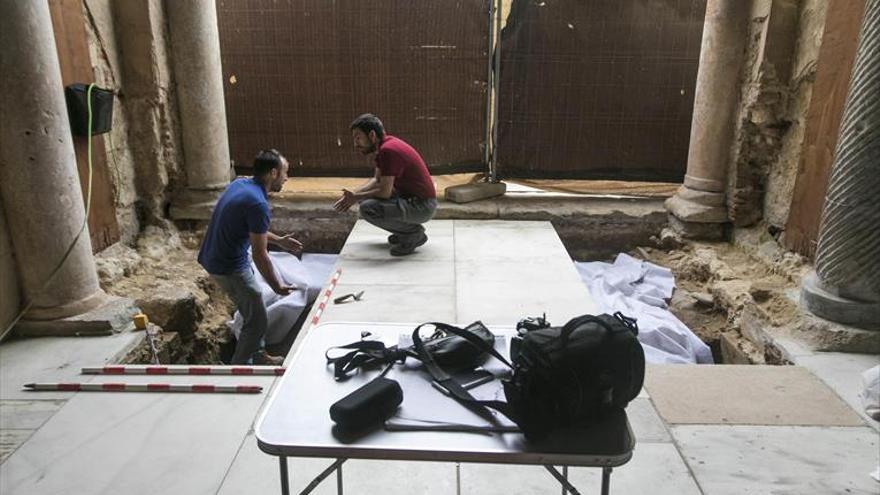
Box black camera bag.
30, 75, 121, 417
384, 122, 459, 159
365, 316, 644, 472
412, 312, 645, 440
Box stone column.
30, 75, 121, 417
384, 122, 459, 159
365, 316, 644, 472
665, 0, 751, 239
167, 0, 231, 219
0, 1, 106, 321
802, 0, 880, 330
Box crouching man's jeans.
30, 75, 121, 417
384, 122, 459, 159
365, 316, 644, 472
359, 195, 438, 242
211, 267, 267, 364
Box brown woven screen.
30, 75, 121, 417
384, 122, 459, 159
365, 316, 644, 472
496, 0, 706, 181
217, 0, 489, 177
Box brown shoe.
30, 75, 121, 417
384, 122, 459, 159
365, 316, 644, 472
252, 350, 285, 366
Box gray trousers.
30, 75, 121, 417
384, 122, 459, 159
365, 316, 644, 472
359, 195, 438, 241
211, 268, 267, 364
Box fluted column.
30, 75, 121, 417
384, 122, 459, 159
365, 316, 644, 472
802, 0, 880, 330
0, 0, 106, 320
167, 0, 231, 218
666, 0, 750, 238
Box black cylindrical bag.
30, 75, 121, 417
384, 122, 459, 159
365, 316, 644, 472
329, 377, 403, 431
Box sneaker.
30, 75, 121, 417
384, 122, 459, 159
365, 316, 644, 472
387, 234, 401, 245
252, 350, 285, 366
390, 233, 428, 256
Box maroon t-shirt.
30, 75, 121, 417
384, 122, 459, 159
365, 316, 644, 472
375, 135, 436, 199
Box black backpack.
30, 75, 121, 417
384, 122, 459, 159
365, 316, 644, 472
412, 312, 645, 440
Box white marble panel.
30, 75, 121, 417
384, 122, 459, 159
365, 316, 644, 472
456, 259, 585, 285
320, 283, 456, 324
454, 221, 568, 262
0, 400, 66, 429
672, 425, 880, 495
0, 430, 32, 464
0, 374, 276, 495
0, 332, 142, 400
337, 259, 454, 286
456, 280, 598, 327
219, 431, 461, 495
795, 352, 880, 430
628, 398, 671, 443
461, 443, 701, 495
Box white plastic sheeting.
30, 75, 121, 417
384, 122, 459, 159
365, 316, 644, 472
575, 253, 714, 364
230, 252, 337, 344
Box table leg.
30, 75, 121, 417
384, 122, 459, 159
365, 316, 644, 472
562, 466, 568, 495
543, 465, 581, 495
601, 467, 612, 495
337, 461, 343, 495
279, 456, 290, 495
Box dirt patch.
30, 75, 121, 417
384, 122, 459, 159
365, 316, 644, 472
633, 232, 806, 364
99, 227, 234, 364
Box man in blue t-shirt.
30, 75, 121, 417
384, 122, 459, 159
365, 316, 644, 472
198, 149, 302, 365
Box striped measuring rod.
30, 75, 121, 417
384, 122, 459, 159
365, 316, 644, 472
309, 267, 342, 330
22, 383, 263, 394
82, 365, 285, 376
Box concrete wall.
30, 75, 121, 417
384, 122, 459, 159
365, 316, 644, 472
81, 0, 184, 244
727, 0, 828, 231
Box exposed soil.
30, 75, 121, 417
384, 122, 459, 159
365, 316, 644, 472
631, 233, 806, 364
98, 227, 235, 364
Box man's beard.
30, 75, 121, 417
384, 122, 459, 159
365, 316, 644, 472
270, 181, 284, 192
358, 142, 377, 155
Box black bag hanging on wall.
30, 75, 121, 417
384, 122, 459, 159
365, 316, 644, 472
412, 312, 645, 440
64, 83, 114, 136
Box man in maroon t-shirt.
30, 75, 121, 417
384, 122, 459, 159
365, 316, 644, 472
333, 114, 438, 256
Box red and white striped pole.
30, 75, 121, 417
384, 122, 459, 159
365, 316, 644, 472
22, 383, 263, 394
309, 268, 341, 330
82, 365, 285, 376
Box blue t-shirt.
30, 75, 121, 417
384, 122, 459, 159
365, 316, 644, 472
198, 178, 270, 275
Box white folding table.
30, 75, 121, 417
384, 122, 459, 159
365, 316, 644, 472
256, 322, 635, 495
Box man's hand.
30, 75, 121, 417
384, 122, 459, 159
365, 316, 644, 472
333, 189, 358, 212
271, 282, 297, 296
274, 234, 303, 255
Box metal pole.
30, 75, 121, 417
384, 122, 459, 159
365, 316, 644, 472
562, 466, 568, 495
279, 456, 290, 495
484, 0, 495, 168
490, 0, 503, 183
456, 462, 462, 495
601, 467, 612, 495
337, 461, 343, 495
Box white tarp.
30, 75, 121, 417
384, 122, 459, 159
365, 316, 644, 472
230, 252, 337, 344
575, 253, 714, 364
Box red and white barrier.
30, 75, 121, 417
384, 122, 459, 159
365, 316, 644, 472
22, 383, 263, 394
309, 268, 341, 330
81, 365, 285, 376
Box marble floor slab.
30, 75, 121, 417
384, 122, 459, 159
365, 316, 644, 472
672, 425, 880, 495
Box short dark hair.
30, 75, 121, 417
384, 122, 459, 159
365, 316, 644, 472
350, 113, 385, 139
253, 149, 284, 177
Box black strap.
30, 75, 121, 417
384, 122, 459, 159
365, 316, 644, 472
411, 322, 518, 423
325, 340, 407, 380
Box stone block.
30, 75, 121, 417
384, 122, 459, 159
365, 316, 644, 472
136, 288, 201, 337
15, 296, 139, 337
444, 182, 506, 204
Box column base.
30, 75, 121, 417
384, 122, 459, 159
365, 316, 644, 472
16, 295, 141, 337
169, 188, 225, 221
665, 186, 728, 223
667, 214, 726, 241
801, 271, 880, 331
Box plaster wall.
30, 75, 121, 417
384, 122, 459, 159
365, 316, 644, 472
727, 0, 828, 230
81, 0, 184, 242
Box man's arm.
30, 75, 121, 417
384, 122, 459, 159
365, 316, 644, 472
351, 175, 394, 200
267, 231, 303, 255
250, 232, 295, 295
